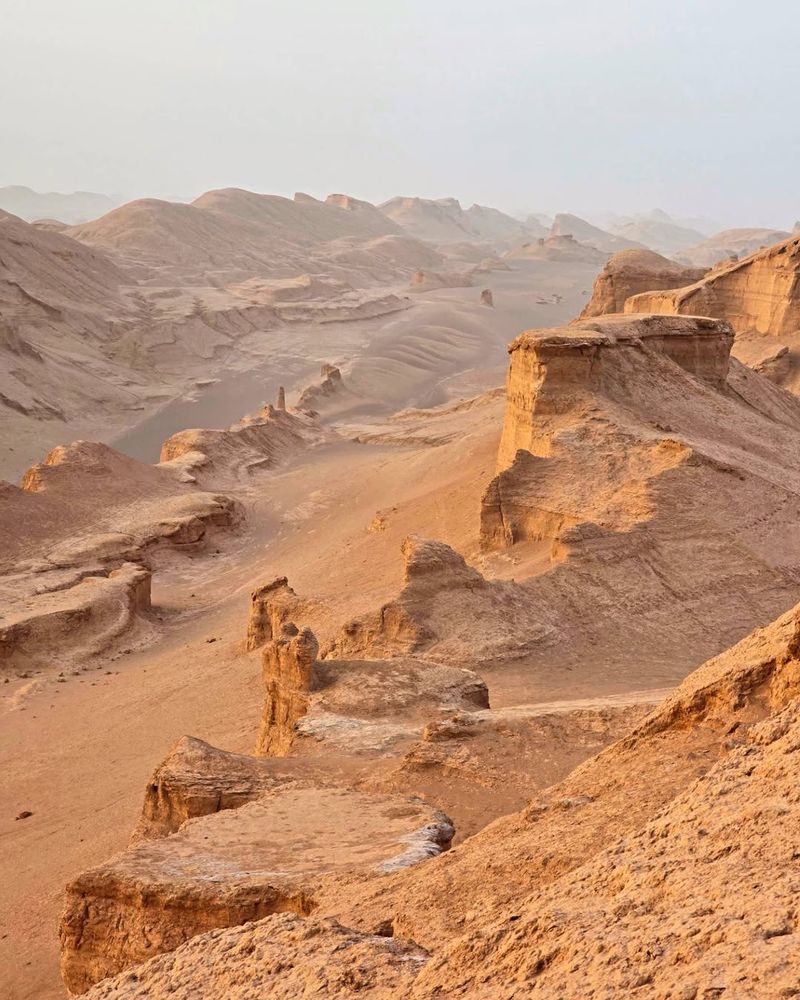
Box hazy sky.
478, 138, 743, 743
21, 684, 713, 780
2, 0, 798, 227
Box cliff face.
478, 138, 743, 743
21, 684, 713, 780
625, 235, 800, 339
496, 314, 734, 472
579, 248, 705, 317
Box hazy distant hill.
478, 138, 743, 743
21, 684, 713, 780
0, 185, 117, 224
379, 196, 546, 245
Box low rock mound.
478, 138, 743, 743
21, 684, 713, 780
159, 404, 332, 486
258, 618, 489, 756
676, 225, 791, 268
61, 787, 452, 994
131, 736, 305, 843
0, 440, 241, 671
505, 233, 607, 265
579, 248, 705, 317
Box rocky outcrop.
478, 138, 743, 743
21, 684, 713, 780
80, 914, 428, 1000
625, 234, 800, 339
159, 404, 332, 487
257, 624, 320, 755
324, 536, 486, 661
60, 786, 452, 994
505, 233, 607, 265
579, 248, 705, 317
257, 613, 489, 756
295, 363, 350, 413
0, 562, 153, 671
495, 314, 734, 472
246, 577, 307, 651
0, 441, 242, 672
131, 736, 298, 843
480, 287, 494, 307
675, 226, 791, 268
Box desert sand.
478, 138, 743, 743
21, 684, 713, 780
4, 187, 800, 1000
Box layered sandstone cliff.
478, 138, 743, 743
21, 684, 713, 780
625, 234, 800, 339
495, 314, 734, 472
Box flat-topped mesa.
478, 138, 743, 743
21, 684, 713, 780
624, 234, 800, 339
496, 314, 734, 471
257, 623, 320, 755
580, 248, 706, 318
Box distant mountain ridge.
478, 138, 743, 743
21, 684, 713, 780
0, 185, 118, 224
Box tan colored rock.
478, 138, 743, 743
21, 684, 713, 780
496, 314, 734, 472
579, 248, 705, 318
505, 233, 607, 265
0, 562, 153, 671
80, 914, 427, 1000
480, 287, 494, 307
324, 535, 486, 661
258, 614, 489, 757
276, 384, 286, 410
130, 736, 301, 843
625, 234, 800, 340
159, 404, 331, 487
246, 577, 305, 651
256, 623, 319, 755
60, 787, 452, 994
676, 225, 791, 268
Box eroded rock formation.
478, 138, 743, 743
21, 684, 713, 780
579, 248, 705, 317
246, 577, 306, 651
625, 234, 800, 340
495, 314, 734, 473
0, 441, 242, 671
256, 624, 320, 755
159, 404, 331, 487
80, 914, 428, 1000
131, 736, 298, 843
324, 535, 488, 661
60, 786, 452, 994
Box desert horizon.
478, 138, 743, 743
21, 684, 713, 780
3, 3, 800, 999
